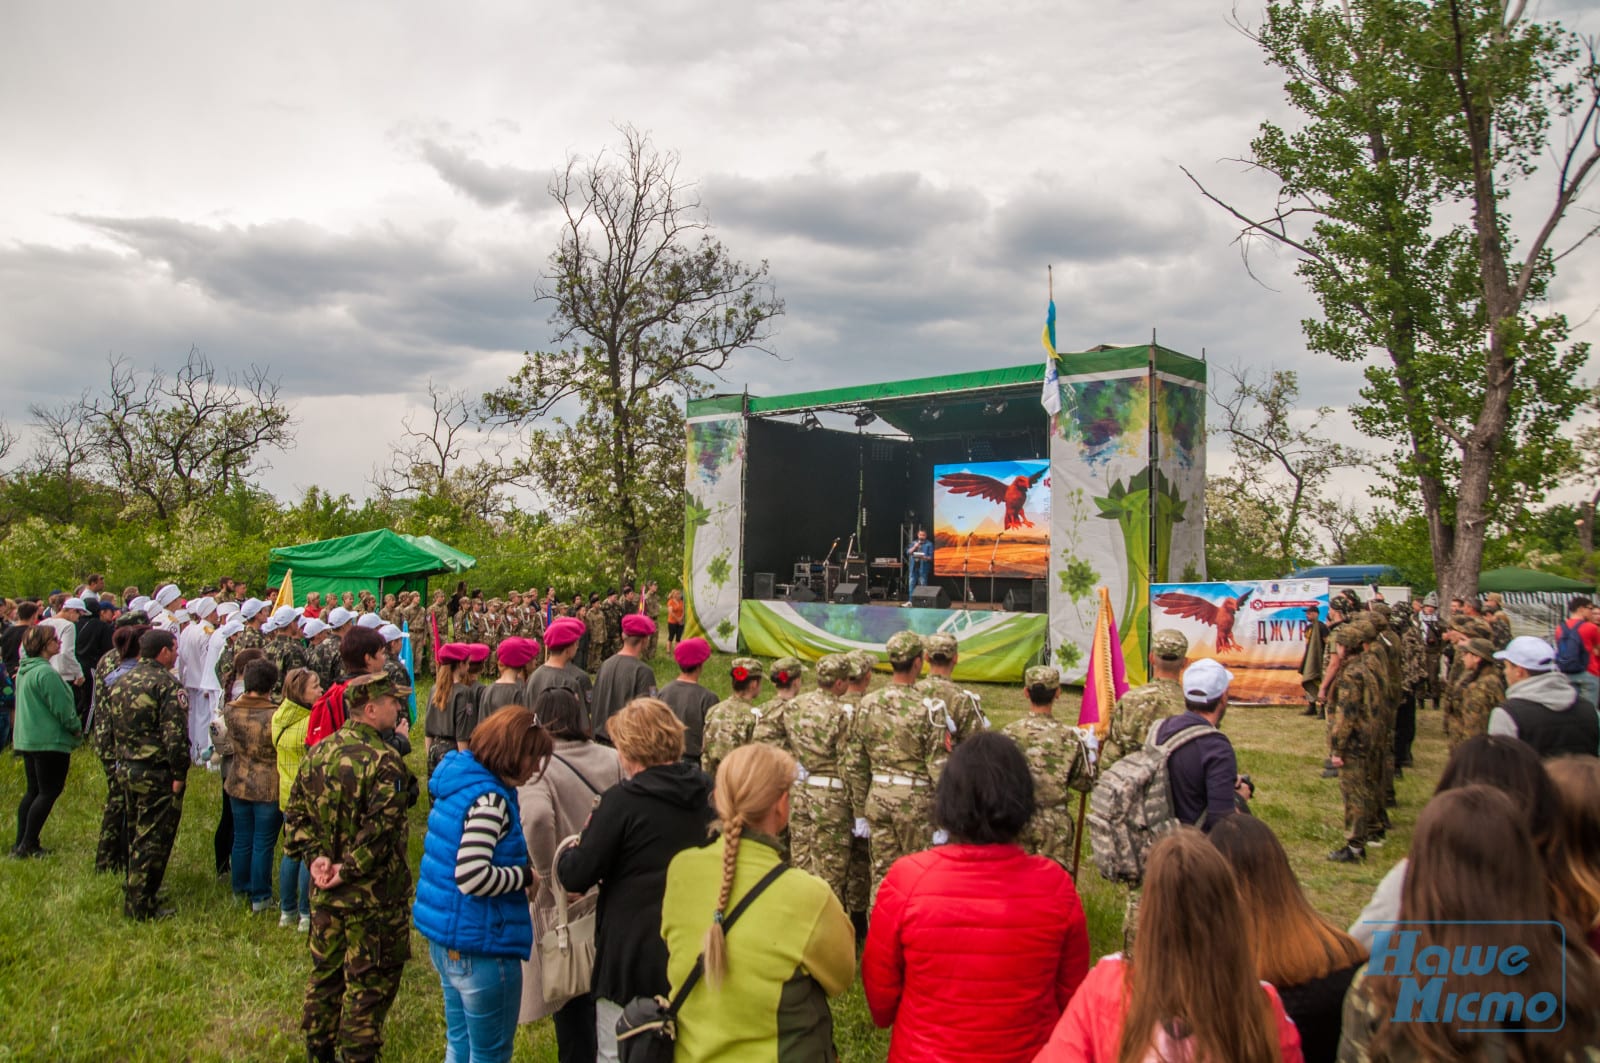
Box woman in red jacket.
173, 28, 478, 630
862, 732, 1090, 1063
1035, 828, 1303, 1063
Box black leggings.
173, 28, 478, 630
15, 750, 71, 853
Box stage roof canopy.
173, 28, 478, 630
690, 345, 1206, 438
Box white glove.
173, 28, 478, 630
932, 829, 950, 845
795, 764, 810, 783
853, 818, 871, 839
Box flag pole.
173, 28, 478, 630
1070, 791, 1088, 880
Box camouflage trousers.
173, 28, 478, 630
1017, 805, 1077, 869
790, 784, 851, 905
121, 763, 184, 918
303, 904, 411, 1063
96, 754, 129, 874
866, 783, 934, 906
1122, 886, 1141, 955
1339, 744, 1377, 848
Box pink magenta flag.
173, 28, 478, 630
1077, 586, 1129, 736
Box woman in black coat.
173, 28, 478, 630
556, 697, 712, 1062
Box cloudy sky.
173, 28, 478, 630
2, 0, 1595, 507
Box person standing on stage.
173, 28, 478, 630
904, 530, 933, 605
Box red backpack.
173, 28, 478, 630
305, 681, 348, 746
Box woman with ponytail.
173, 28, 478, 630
660, 742, 855, 1062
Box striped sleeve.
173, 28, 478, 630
455, 793, 534, 897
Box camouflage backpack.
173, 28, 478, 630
1087, 719, 1216, 884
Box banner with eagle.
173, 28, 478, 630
1148, 578, 1331, 704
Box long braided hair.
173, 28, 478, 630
703, 743, 797, 989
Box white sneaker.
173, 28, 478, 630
251, 898, 274, 913
298, 915, 311, 933
278, 911, 294, 928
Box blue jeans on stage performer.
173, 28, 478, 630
906, 539, 934, 603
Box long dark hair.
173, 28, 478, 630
224, 648, 267, 700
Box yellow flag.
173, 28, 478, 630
274, 570, 294, 611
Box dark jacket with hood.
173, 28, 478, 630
1489, 670, 1600, 758
556, 759, 714, 1002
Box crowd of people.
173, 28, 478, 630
4, 574, 1600, 1062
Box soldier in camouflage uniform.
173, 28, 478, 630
217, 600, 268, 685
700, 658, 766, 778
846, 631, 946, 900
101, 629, 191, 919
1002, 665, 1093, 868
266, 610, 311, 701
1441, 616, 1496, 744
282, 673, 416, 1063
1395, 604, 1427, 769
840, 651, 876, 926
641, 581, 661, 659
765, 654, 859, 905
1453, 637, 1506, 749
751, 656, 806, 748
915, 633, 988, 773
1369, 602, 1402, 810
1485, 593, 1513, 651
309, 614, 349, 692
1418, 594, 1444, 709
1102, 629, 1189, 770
584, 596, 607, 673
1328, 623, 1383, 863
601, 590, 623, 662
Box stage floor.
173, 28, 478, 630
738, 599, 1048, 684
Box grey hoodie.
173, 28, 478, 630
1488, 669, 1578, 740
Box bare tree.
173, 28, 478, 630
373, 381, 532, 519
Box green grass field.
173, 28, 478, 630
0, 653, 1444, 1061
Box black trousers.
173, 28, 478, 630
551, 992, 597, 1063
214, 783, 233, 874
15, 750, 71, 853
1395, 692, 1418, 766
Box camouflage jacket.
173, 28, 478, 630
766, 689, 865, 815
282, 718, 414, 910
1000, 713, 1092, 810
308, 637, 345, 692
1102, 678, 1186, 769
913, 674, 987, 748
1459, 667, 1506, 735
1375, 634, 1402, 705
90, 653, 138, 759
701, 695, 765, 778
1400, 626, 1429, 690
104, 659, 191, 776
270, 636, 310, 690
751, 693, 800, 750
1329, 654, 1383, 753
1489, 613, 1513, 651
218, 626, 267, 682
847, 682, 945, 794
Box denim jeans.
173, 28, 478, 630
429, 941, 521, 1063
228, 797, 282, 903
278, 853, 311, 916
1568, 671, 1599, 712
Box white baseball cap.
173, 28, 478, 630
1494, 636, 1556, 673
262, 616, 283, 634
62, 597, 87, 612
216, 601, 240, 618
128, 596, 153, 613
356, 612, 384, 629
378, 623, 405, 643
240, 598, 268, 621
327, 607, 355, 629
300, 618, 330, 639
1182, 658, 1235, 701
270, 605, 298, 627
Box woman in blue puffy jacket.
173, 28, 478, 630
415, 704, 552, 1063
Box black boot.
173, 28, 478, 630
850, 911, 869, 939
1321, 759, 1339, 779
1327, 844, 1366, 863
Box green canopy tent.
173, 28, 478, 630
267, 529, 477, 601
1476, 565, 1595, 638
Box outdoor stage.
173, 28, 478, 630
682, 344, 1208, 685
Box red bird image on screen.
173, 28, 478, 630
1152, 588, 1255, 652
936, 468, 1048, 530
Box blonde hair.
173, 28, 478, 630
702, 743, 796, 990
1548, 757, 1600, 938
608, 698, 685, 766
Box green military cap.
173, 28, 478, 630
345, 672, 409, 709
885, 630, 924, 665
1333, 624, 1366, 649
1150, 629, 1188, 659
1353, 620, 1379, 643
1024, 665, 1061, 691
1452, 616, 1493, 641
923, 632, 959, 661
730, 657, 764, 681
1369, 601, 1392, 620
115, 610, 151, 628
1461, 637, 1496, 660
846, 650, 877, 679
770, 657, 805, 685
815, 654, 852, 685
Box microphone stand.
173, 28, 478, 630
823, 537, 840, 598
988, 530, 1004, 608
960, 531, 974, 610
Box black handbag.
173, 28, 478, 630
615, 862, 788, 1063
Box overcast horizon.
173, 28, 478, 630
3, 1, 1595, 514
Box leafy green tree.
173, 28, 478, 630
487, 126, 783, 581
1186, 0, 1598, 605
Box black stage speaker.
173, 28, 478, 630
910, 585, 950, 609
787, 583, 817, 603
832, 581, 868, 604
1004, 586, 1031, 612
753, 572, 776, 599
1032, 580, 1048, 612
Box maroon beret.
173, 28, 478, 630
674, 637, 711, 669
497, 636, 540, 669
437, 642, 470, 665
464, 643, 491, 663
621, 613, 657, 637
544, 617, 584, 649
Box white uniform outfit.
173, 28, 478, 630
177, 597, 218, 762
195, 618, 242, 762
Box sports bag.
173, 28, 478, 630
1556, 619, 1591, 676
1087, 719, 1219, 884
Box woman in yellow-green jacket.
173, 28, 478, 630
271, 667, 318, 931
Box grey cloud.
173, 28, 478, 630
707, 171, 987, 251
417, 139, 552, 214
990, 180, 1208, 265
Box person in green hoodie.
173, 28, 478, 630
13, 624, 83, 858
273, 667, 320, 932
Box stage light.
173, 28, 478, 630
983, 399, 1008, 416
800, 411, 822, 431
853, 409, 877, 427
920, 406, 943, 421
